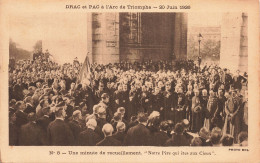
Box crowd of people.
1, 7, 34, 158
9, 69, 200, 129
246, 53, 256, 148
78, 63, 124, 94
9, 50, 248, 146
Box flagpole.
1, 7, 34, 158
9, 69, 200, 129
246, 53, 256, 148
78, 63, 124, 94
198, 33, 203, 71
87, 52, 93, 88
77, 52, 90, 85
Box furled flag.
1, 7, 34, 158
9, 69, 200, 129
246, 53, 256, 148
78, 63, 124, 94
77, 54, 92, 85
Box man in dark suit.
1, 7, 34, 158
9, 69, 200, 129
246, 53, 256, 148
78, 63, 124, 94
97, 93, 113, 122
123, 112, 151, 146
9, 111, 18, 145
13, 79, 24, 101
94, 82, 107, 104
96, 123, 121, 146
19, 113, 47, 145
68, 110, 83, 145
9, 99, 17, 114
36, 99, 50, 119
222, 68, 233, 91
112, 122, 126, 143
47, 103, 74, 146
78, 119, 101, 146
198, 127, 211, 146
64, 97, 74, 121
37, 107, 52, 132
151, 87, 164, 114
15, 101, 28, 129
26, 86, 35, 97
126, 115, 138, 132
152, 121, 170, 146
24, 96, 35, 114
95, 106, 108, 139
164, 123, 190, 146
181, 119, 194, 145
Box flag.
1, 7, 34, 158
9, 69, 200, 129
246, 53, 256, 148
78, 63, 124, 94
77, 54, 92, 85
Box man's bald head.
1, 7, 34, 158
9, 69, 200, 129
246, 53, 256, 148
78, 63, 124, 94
102, 123, 114, 137
86, 119, 97, 129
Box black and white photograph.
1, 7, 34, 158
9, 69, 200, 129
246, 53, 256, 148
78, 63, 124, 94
8, 12, 249, 147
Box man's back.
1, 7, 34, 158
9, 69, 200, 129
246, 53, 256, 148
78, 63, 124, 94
68, 120, 82, 145
96, 136, 121, 146
19, 122, 46, 146
37, 115, 51, 132
78, 128, 101, 146
164, 133, 190, 146
113, 131, 126, 143
24, 104, 35, 114
96, 118, 107, 139
152, 131, 170, 146
124, 123, 151, 146
47, 119, 74, 146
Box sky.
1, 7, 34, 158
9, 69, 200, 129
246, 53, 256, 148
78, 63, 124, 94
9, 12, 222, 64
9, 12, 88, 64
188, 13, 222, 27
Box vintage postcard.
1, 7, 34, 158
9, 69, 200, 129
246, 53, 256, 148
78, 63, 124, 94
0, 0, 259, 162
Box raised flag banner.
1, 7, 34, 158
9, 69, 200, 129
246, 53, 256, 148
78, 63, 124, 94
77, 55, 92, 85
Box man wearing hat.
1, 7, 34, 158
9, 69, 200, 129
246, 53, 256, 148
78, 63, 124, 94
78, 119, 101, 146
47, 102, 74, 146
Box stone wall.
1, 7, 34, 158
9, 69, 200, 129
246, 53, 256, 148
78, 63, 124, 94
173, 13, 188, 60
220, 13, 248, 72
90, 13, 120, 64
